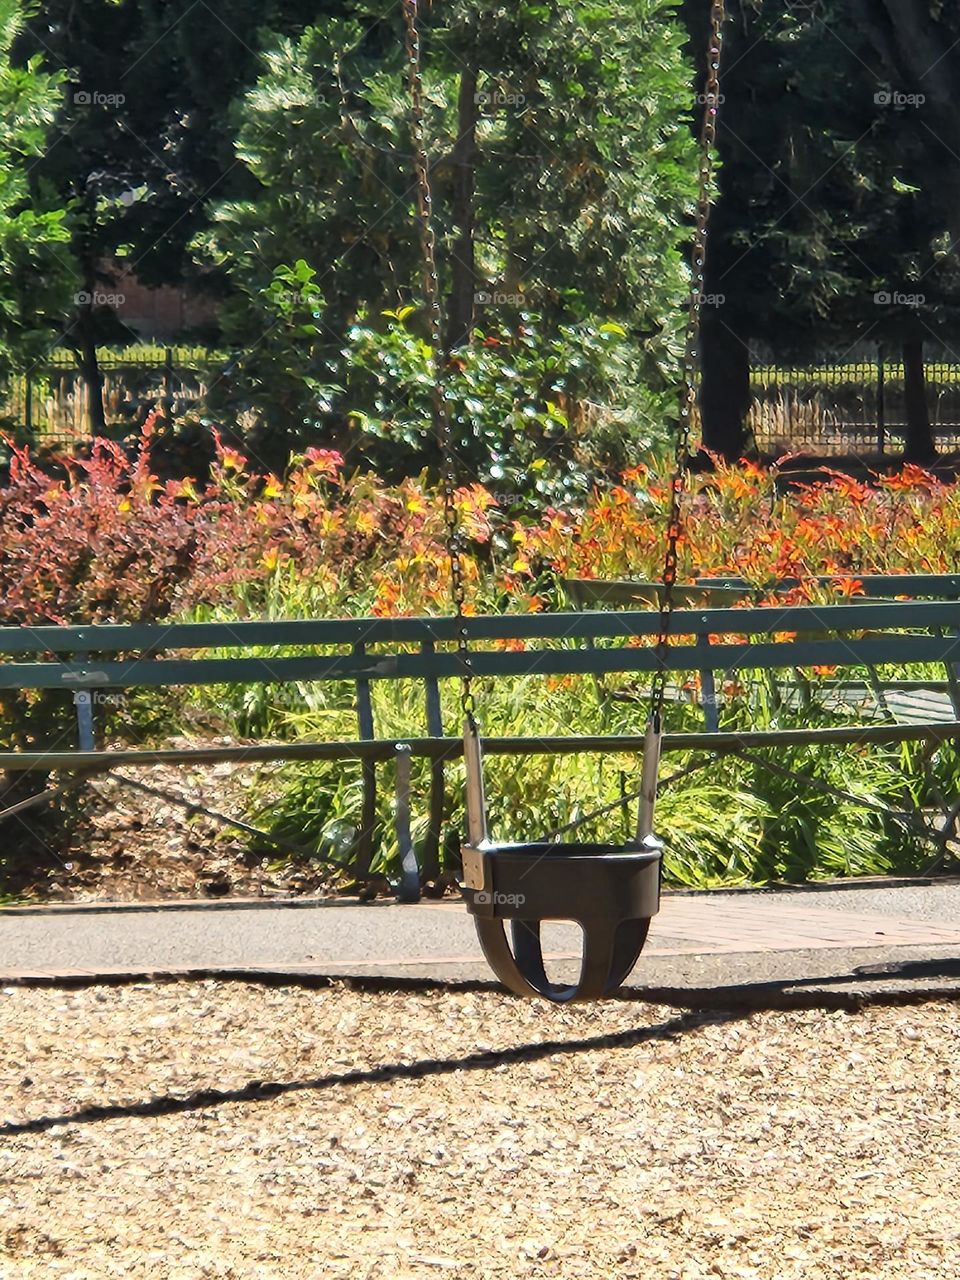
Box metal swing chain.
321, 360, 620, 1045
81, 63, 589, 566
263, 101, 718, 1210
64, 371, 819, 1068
402, 0, 476, 721
650, 0, 726, 732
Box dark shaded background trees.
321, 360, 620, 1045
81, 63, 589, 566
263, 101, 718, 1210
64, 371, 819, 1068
6, 0, 960, 469
16, 0, 320, 427
683, 0, 960, 460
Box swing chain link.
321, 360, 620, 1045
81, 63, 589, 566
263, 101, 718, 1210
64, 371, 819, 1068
402, 0, 476, 720
651, 0, 726, 730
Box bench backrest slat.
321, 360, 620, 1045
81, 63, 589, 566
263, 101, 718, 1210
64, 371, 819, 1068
2, 598, 960, 655
2, 631, 959, 690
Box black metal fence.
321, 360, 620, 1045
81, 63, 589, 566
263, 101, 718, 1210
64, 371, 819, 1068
750, 350, 960, 456
1, 346, 223, 448
6, 343, 960, 460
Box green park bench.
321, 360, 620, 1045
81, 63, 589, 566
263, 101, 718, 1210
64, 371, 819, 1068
3, 592, 960, 898
564, 574, 960, 731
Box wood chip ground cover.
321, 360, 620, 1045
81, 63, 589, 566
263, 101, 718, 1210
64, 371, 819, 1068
0, 983, 957, 1279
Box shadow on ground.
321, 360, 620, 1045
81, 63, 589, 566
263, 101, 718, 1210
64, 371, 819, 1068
0, 1009, 727, 1137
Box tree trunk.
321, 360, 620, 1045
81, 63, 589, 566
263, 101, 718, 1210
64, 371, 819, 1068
902, 337, 936, 464
699, 308, 750, 460
445, 70, 478, 350
74, 303, 107, 435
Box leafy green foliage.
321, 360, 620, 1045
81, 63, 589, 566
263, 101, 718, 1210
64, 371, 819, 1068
344, 309, 669, 503
14, 0, 326, 427
442, 0, 697, 326
197, 1, 697, 463
193, 17, 416, 455
0, 0, 73, 380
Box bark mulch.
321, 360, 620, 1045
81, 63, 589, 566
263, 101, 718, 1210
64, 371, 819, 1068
0, 982, 957, 1279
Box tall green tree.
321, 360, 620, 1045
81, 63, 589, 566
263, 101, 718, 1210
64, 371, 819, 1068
850, 0, 960, 252
192, 15, 417, 465
0, 0, 73, 383
197, 0, 699, 461
836, 0, 960, 462
682, 0, 883, 457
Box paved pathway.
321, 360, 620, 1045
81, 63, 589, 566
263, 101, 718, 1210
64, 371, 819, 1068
3, 881, 960, 997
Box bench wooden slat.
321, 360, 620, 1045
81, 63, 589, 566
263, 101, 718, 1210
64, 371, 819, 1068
3, 599, 960, 653
698, 573, 960, 598
563, 579, 748, 608
1, 632, 958, 690
883, 690, 960, 725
